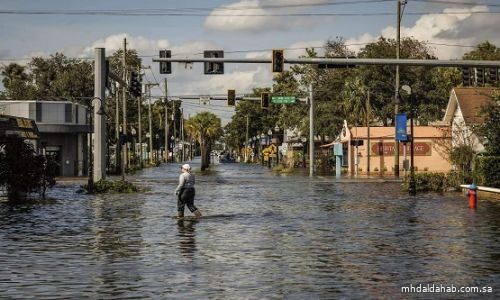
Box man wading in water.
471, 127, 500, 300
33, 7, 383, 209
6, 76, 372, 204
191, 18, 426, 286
175, 164, 202, 219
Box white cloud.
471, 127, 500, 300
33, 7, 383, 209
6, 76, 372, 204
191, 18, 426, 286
204, 0, 334, 33
346, 5, 500, 59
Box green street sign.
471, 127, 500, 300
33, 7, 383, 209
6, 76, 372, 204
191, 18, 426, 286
271, 96, 296, 104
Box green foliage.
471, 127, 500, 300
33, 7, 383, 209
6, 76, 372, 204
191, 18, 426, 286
0, 136, 57, 201
404, 171, 475, 192
473, 156, 500, 188
87, 179, 141, 194
185, 111, 223, 170
479, 93, 500, 155
450, 144, 475, 173
463, 41, 500, 61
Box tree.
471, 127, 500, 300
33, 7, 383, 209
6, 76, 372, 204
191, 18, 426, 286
185, 112, 223, 171
463, 41, 500, 61
0, 136, 57, 202
356, 36, 452, 125
1, 63, 35, 99
480, 93, 500, 155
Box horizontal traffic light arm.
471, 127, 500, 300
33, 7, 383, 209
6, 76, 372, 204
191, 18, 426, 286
153, 57, 500, 68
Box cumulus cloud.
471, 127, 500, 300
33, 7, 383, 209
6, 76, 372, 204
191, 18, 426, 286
204, 0, 334, 33
346, 5, 499, 59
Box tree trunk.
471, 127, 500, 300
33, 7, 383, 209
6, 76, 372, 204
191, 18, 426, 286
200, 137, 209, 171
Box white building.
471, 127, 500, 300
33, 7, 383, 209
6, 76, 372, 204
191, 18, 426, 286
442, 88, 498, 153
0, 100, 90, 176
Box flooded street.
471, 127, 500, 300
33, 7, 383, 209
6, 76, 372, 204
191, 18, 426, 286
1, 161, 499, 299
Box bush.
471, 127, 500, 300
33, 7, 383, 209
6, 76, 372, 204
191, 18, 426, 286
404, 171, 476, 192
445, 170, 473, 191
0, 136, 57, 201
85, 179, 142, 194
473, 156, 500, 188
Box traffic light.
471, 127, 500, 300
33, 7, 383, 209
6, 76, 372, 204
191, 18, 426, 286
159, 50, 171, 74
227, 89, 236, 106
475, 68, 485, 86
462, 68, 471, 87
261, 92, 270, 109
204, 50, 224, 74
272, 49, 284, 73
486, 68, 498, 85
129, 71, 142, 98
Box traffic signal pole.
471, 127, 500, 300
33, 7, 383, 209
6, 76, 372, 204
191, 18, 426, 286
122, 38, 128, 180
309, 83, 314, 177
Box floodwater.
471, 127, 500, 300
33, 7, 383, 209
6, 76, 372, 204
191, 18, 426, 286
0, 160, 499, 299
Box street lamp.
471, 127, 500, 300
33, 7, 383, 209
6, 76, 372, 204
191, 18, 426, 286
131, 127, 137, 168
146, 132, 151, 165
401, 84, 416, 196
301, 136, 307, 168
155, 133, 160, 164
87, 97, 105, 194
170, 135, 175, 163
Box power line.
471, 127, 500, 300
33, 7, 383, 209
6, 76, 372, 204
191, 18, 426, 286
414, 0, 500, 7
0, 10, 498, 17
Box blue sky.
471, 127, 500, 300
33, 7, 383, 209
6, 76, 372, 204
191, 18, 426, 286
1, 0, 499, 123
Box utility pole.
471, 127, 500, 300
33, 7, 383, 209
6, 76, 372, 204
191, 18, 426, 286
164, 78, 169, 163
138, 87, 143, 169
94, 48, 106, 182
122, 38, 128, 180
309, 82, 314, 177
181, 108, 185, 162
245, 115, 249, 163
114, 81, 120, 174
394, 0, 406, 178
145, 83, 159, 165
367, 90, 371, 175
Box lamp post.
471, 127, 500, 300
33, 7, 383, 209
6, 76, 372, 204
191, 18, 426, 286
401, 85, 416, 196
260, 133, 265, 165
171, 135, 175, 163
87, 97, 105, 194
301, 136, 307, 168
145, 132, 151, 165
131, 127, 137, 168
155, 133, 160, 165
274, 125, 281, 164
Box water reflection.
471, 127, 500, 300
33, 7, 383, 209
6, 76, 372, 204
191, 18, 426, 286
0, 161, 499, 298
176, 219, 197, 258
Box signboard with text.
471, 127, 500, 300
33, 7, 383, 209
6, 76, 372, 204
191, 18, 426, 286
272, 96, 296, 104
371, 142, 432, 156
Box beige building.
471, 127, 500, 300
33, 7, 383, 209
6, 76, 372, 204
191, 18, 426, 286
338, 121, 452, 175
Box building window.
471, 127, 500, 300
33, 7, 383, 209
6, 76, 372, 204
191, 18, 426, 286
65, 103, 72, 123
36, 102, 42, 122
75, 106, 79, 124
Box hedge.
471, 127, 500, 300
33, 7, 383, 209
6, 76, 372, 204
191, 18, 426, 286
473, 156, 500, 188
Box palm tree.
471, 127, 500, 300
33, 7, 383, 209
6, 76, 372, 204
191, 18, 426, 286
185, 112, 223, 170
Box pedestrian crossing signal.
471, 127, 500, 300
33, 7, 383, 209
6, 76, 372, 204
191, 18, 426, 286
261, 92, 270, 109
227, 89, 236, 106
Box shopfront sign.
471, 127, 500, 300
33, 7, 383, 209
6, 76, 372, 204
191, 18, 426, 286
371, 142, 432, 156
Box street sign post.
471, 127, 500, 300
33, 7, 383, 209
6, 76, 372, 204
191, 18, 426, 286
272, 96, 296, 104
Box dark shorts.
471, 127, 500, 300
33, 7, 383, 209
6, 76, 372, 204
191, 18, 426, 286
177, 187, 197, 213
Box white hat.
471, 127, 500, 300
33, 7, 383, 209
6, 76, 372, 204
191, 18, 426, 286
181, 164, 191, 171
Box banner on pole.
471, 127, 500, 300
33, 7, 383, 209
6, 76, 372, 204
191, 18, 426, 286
396, 113, 408, 142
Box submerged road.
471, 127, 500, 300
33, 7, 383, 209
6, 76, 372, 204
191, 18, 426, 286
1, 160, 499, 298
